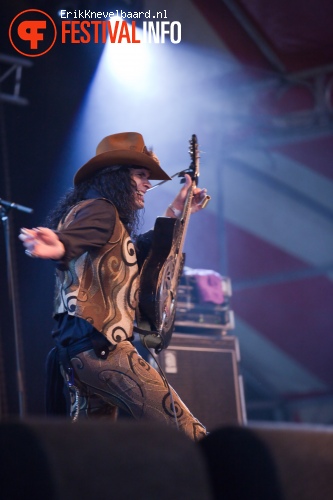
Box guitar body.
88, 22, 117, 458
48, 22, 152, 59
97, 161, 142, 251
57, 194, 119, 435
137, 216, 185, 350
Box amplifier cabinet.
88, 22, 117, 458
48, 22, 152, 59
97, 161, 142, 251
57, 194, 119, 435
156, 333, 246, 431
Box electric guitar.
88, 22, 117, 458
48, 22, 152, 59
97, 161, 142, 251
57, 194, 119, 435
137, 134, 208, 352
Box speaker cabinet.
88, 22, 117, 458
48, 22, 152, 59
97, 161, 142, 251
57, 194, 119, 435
157, 333, 246, 431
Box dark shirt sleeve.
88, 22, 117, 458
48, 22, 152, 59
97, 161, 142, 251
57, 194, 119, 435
55, 199, 117, 264
135, 230, 154, 270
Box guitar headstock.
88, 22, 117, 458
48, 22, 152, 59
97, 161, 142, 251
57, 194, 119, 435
188, 134, 200, 185
179, 134, 200, 185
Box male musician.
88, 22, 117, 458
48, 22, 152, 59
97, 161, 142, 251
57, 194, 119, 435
19, 132, 208, 441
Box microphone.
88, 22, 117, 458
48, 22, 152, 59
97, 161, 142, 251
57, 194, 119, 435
0, 198, 33, 214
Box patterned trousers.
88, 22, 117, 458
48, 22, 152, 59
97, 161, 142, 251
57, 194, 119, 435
67, 340, 207, 441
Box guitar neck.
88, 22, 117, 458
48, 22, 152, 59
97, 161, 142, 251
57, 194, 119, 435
175, 133, 199, 256
175, 181, 194, 256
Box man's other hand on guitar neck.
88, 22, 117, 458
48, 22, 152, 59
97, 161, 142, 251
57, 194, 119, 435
165, 174, 209, 218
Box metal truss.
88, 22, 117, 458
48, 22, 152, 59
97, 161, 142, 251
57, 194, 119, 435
0, 53, 32, 106
234, 64, 333, 148
221, 0, 333, 148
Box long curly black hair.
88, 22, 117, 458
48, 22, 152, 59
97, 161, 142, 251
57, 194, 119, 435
45, 166, 143, 235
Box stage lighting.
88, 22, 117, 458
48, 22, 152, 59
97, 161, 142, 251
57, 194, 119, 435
103, 20, 149, 86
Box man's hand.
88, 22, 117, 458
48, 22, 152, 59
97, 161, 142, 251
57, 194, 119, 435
166, 174, 209, 217
19, 227, 65, 260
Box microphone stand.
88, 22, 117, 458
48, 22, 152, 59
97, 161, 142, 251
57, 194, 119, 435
0, 198, 33, 418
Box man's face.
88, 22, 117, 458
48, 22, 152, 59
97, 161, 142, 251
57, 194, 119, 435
130, 168, 152, 209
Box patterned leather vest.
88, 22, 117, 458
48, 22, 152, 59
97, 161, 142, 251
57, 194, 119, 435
53, 199, 139, 344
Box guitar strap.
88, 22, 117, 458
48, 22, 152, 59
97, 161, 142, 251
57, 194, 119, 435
147, 169, 187, 192
133, 325, 163, 351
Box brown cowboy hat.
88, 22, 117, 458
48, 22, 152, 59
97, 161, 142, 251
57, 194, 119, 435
73, 132, 171, 185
